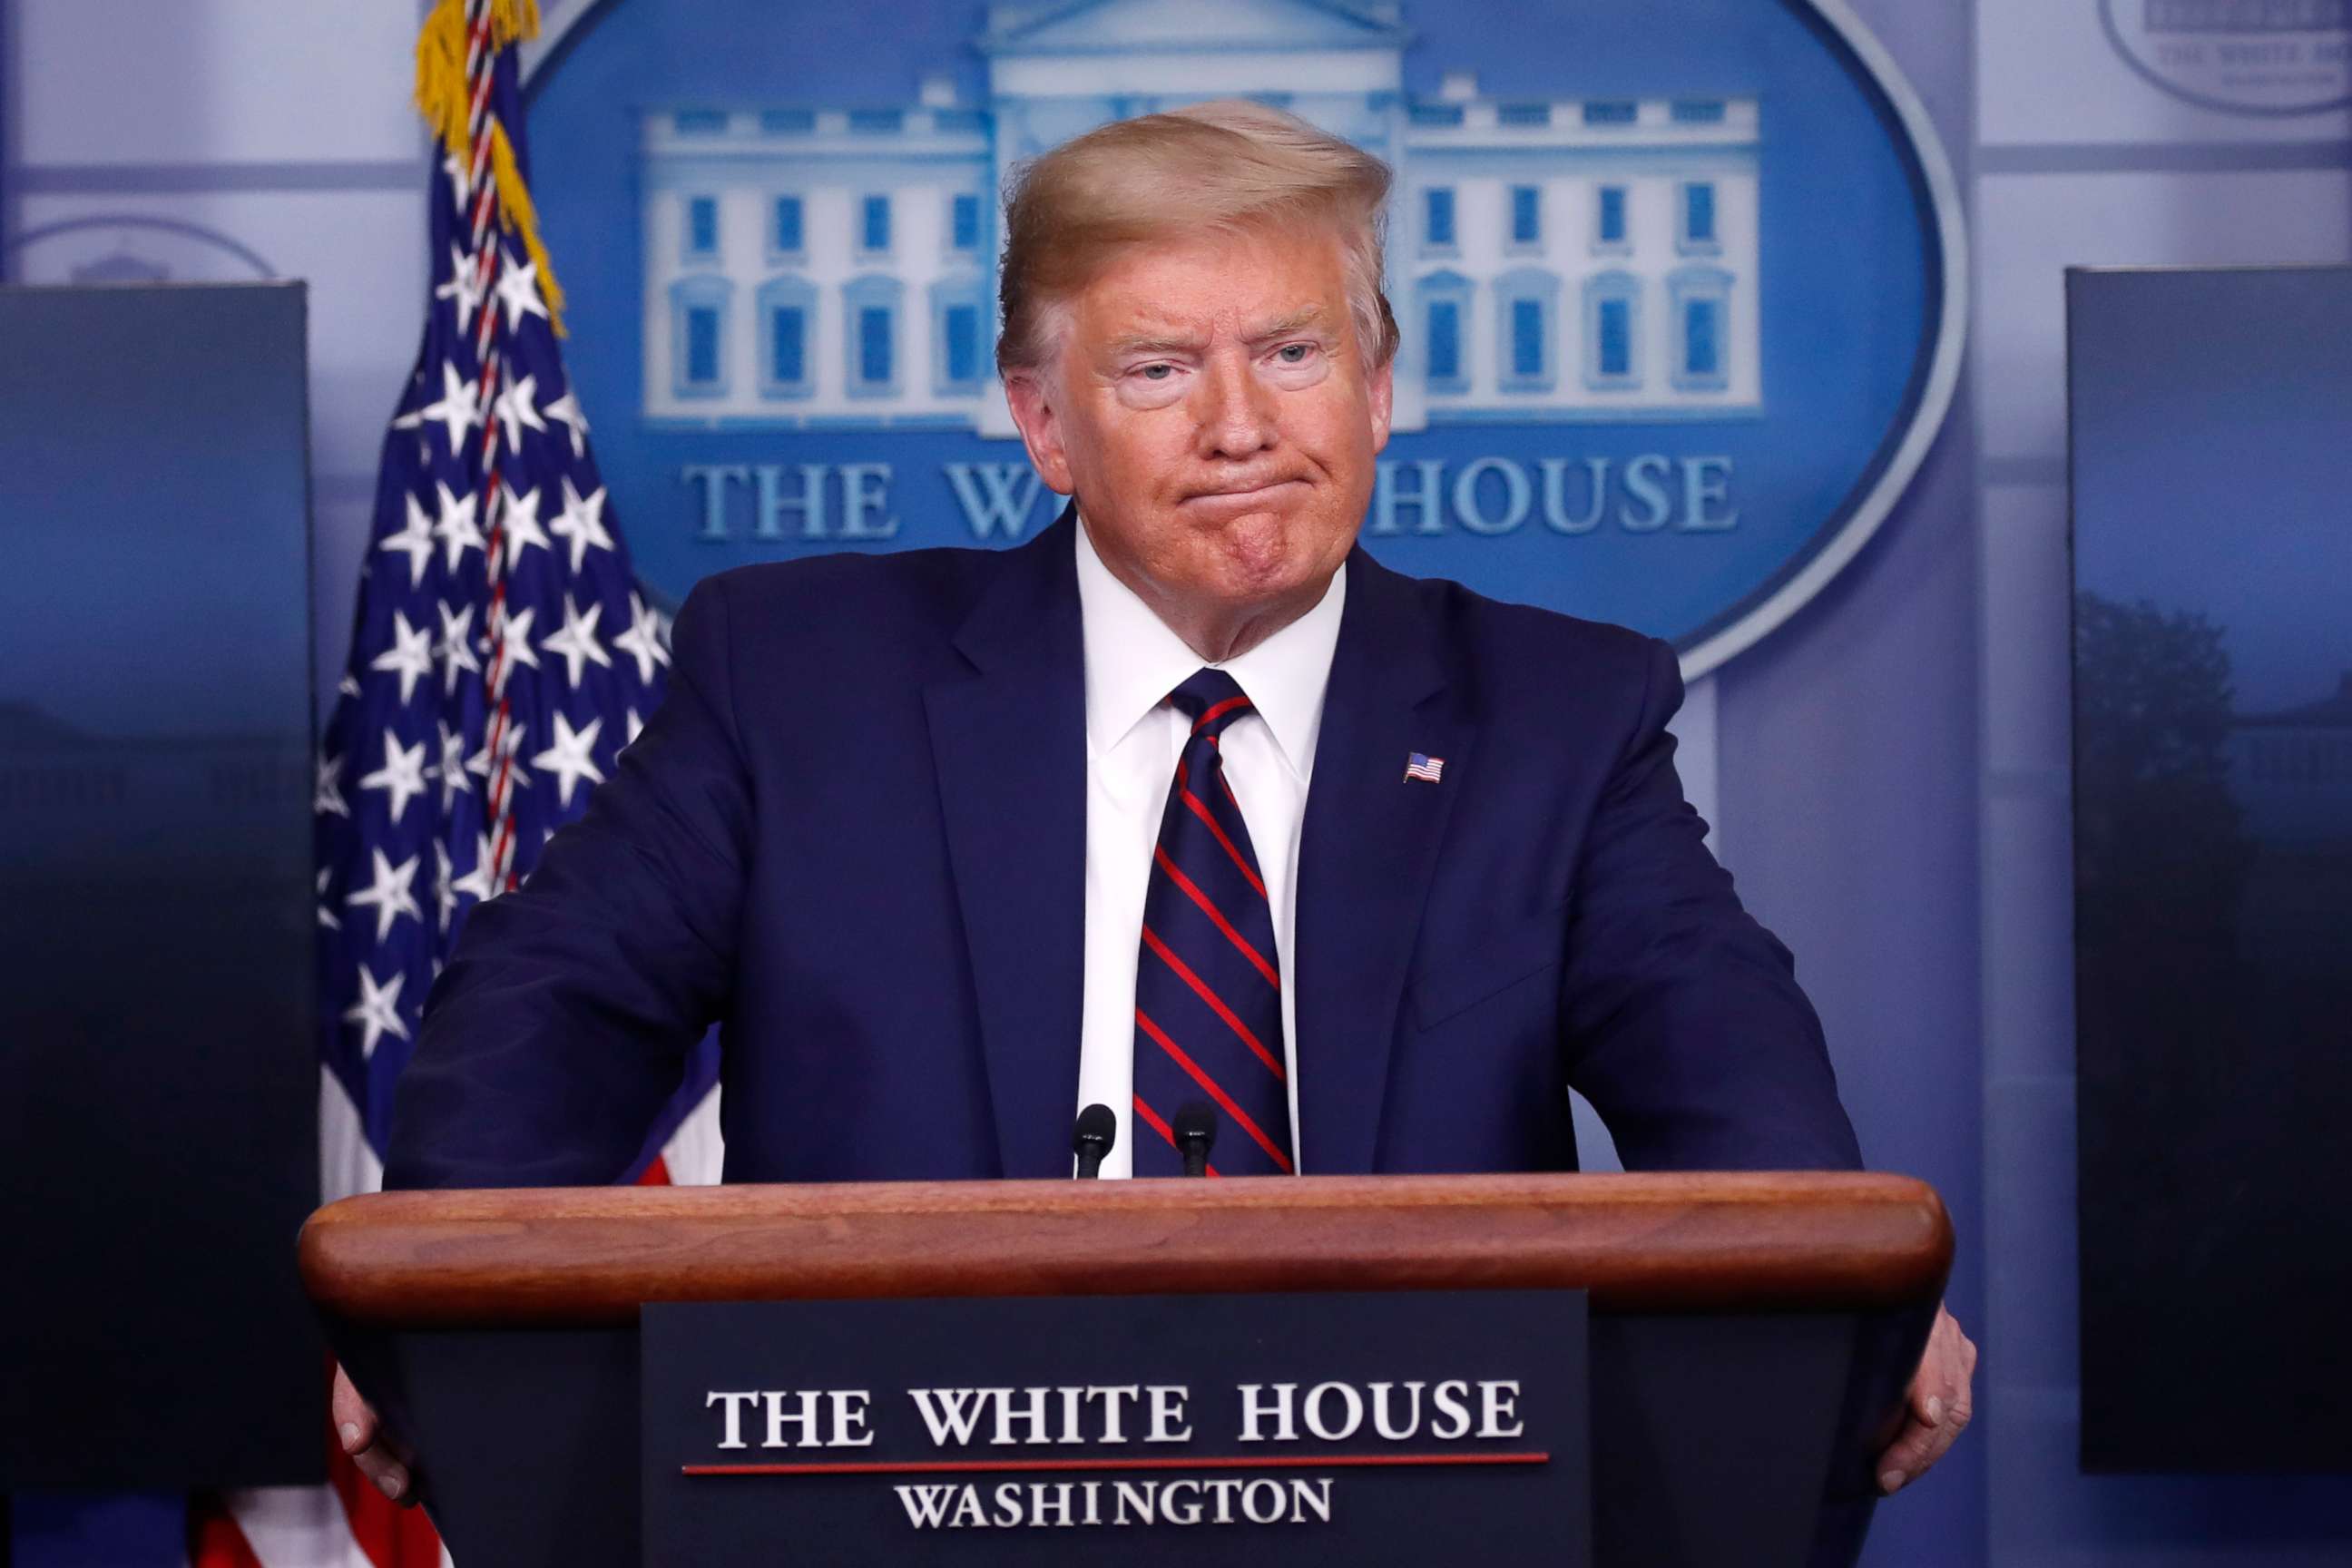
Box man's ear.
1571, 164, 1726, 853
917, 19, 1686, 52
1003, 370, 1076, 495
1367, 355, 1395, 456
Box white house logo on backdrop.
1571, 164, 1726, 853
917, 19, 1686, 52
2102, 0, 2352, 115
522, 0, 1963, 676
636, 58, 1760, 434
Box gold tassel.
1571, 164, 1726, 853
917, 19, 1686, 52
413, 0, 564, 335
413, 0, 471, 156
489, 120, 568, 337
415, 0, 545, 157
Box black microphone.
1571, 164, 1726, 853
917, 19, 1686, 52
1072, 1102, 1116, 1179
1174, 1101, 1218, 1178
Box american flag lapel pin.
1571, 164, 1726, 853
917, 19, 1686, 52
1403, 752, 1445, 784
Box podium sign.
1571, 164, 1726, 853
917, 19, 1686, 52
643, 1289, 1590, 1566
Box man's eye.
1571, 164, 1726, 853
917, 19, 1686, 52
1276, 343, 1314, 365
1139, 364, 1173, 381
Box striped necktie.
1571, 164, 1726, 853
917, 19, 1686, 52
1131, 669, 1296, 1177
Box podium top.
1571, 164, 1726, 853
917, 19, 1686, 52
301, 1172, 1949, 1328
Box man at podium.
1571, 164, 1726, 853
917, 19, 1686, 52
358, 100, 1973, 1505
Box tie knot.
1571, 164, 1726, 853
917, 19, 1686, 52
1167, 667, 1252, 735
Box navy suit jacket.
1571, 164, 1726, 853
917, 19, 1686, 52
385, 513, 1860, 1189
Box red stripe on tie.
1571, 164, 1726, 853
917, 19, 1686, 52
1182, 787, 1267, 897
1132, 1093, 1220, 1178
1136, 1008, 1293, 1171
1141, 926, 1284, 1079
1192, 694, 1251, 731
1153, 846, 1279, 988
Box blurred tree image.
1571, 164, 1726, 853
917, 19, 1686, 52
2073, 593, 2250, 959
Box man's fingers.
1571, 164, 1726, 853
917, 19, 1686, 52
330, 1363, 419, 1504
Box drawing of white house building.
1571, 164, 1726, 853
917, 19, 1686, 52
639, 0, 1762, 433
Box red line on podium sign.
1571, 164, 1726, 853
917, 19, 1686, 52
684, 1451, 1550, 1477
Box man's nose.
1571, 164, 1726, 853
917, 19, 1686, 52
1191, 352, 1277, 458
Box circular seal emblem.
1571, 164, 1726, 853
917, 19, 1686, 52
2101, 0, 2352, 117
523, 0, 1964, 677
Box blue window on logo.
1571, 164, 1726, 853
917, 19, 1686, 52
773, 196, 802, 254
1426, 299, 1460, 382
1408, 103, 1463, 127
951, 193, 980, 251
849, 109, 904, 133
1583, 100, 1638, 125
1671, 99, 1727, 124
760, 108, 815, 134
685, 306, 720, 386
1685, 299, 1720, 379
1599, 299, 1632, 378
1511, 299, 1544, 378
863, 195, 891, 252
1425, 188, 1455, 248
945, 304, 979, 386
859, 306, 893, 385
1684, 183, 1718, 247
1597, 186, 1627, 246
1511, 186, 1542, 246
686, 196, 718, 257
770, 307, 804, 387
674, 109, 727, 135
1498, 103, 1552, 127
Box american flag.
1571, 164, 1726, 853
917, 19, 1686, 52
191, 4, 720, 1562
1404, 752, 1446, 784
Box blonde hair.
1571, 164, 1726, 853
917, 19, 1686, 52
995, 100, 1399, 378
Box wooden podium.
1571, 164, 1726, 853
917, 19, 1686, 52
301, 1171, 1949, 1566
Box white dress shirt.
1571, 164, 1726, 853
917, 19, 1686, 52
1071, 515, 1347, 1177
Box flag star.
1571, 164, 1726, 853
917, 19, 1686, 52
418, 359, 481, 456
441, 148, 474, 214
434, 600, 482, 696
452, 830, 502, 905
338, 673, 362, 700
543, 387, 590, 458
316, 867, 341, 932
432, 480, 485, 574
358, 730, 430, 826
494, 251, 550, 332
540, 594, 612, 688
379, 492, 437, 588
467, 721, 531, 792
498, 483, 551, 571
435, 717, 474, 812
314, 753, 349, 818
342, 965, 411, 1061
433, 839, 461, 932
495, 371, 548, 454
612, 593, 671, 686
491, 604, 541, 697
532, 711, 606, 808
550, 475, 614, 573
345, 848, 422, 944
434, 242, 485, 334
369, 609, 434, 705
625, 707, 644, 747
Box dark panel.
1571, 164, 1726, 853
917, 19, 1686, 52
0, 283, 323, 1487
2069, 264, 2352, 1473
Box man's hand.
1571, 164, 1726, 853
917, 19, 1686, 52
1877, 1303, 1976, 1494
332, 1362, 417, 1504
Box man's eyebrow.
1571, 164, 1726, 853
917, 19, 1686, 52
1102, 328, 1207, 358
1245, 307, 1331, 344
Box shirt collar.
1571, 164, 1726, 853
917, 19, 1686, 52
1073, 512, 1347, 781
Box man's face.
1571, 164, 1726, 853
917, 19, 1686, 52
1006, 224, 1393, 652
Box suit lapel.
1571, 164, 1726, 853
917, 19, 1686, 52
1294, 550, 1472, 1174
924, 512, 1088, 1178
